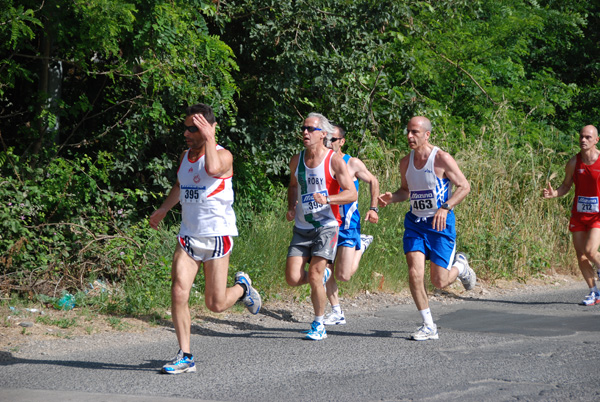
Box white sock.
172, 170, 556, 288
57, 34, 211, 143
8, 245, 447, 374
592, 286, 599, 293
419, 308, 434, 327
332, 304, 342, 314
453, 260, 466, 276
314, 315, 324, 324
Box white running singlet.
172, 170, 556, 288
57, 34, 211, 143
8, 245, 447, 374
294, 149, 341, 230
405, 146, 452, 218
177, 146, 238, 237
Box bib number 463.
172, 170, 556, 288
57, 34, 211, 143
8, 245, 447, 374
412, 199, 433, 210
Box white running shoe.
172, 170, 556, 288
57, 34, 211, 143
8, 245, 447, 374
360, 234, 374, 252
410, 324, 439, 341
323, 310, 346, 326
455, 252, 476, 290
235, 271, 262, 314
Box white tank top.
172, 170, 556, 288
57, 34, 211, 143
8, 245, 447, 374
294, 149, 341, 229
405, 146, 452, 218
177, 146, 238, 237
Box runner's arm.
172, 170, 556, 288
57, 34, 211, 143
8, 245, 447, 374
544, 156, 576, 199
286, 154, 300, 221
352, 158, 380, 223
149, 152, 185, 229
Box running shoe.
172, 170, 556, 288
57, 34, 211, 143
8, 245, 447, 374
455, 252, 476, 290
235, 271, 262, 314
360, 234, 374, 252
162, 350, 196, 374
580, 290, 600, 306
305, 320, 327, 340
410, 324, 439, 341
323, 267, 331, 288
323, 310, 346, 326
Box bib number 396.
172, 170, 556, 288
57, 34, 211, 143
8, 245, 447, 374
301, 190, 329, 215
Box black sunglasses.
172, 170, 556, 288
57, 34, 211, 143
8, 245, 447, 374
184, 125, 199, 133
301, 125, 322, 133
330, 137, 343, 142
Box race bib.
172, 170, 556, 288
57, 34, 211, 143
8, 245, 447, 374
301, 190, 329, 215
576, 196, 599, 213
181, 185, 207, 204
410, 189, 435, 212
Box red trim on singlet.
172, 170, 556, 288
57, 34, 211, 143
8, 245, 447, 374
207, 179, 226, 198
188, 152, 204, 163
177, 147, 233, 180
323, 150, 341, 226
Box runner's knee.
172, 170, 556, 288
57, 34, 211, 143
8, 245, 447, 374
205, 297, 227, 313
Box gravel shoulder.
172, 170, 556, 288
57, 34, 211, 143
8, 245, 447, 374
1, 273, 584, 357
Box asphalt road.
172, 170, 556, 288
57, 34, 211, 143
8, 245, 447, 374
1, 282, 599, 402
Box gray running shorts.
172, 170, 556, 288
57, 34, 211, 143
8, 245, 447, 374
287, 225, 338, 263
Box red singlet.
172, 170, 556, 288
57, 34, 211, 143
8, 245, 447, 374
569, 153, 600, 232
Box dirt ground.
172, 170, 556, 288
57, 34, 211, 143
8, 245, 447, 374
0, 273, 584, 354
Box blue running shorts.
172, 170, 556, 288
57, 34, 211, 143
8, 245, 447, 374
337, 227, 361, 250
403, 211, 456, 270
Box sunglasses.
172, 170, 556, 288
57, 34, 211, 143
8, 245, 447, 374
301, 126, 322, 133
184, 125, 199, 133
330, 137, 343, 142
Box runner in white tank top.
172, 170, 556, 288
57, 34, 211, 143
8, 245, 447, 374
149, 104, 261, 374
178, 146, 238, 238
406, 146, 452, 219
377, 116, 475, 341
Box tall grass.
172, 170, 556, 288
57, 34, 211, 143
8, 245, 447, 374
454, 141, 575, 283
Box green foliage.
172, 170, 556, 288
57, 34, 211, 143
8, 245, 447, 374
2, 0, 599, 315
0, 0, 239, 203
0, 149, 173, 297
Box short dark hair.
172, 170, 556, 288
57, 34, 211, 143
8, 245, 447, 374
185, 103, 216, 124
333, 124, 346, 139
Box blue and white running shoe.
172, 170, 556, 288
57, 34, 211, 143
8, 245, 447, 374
305, 320, 327, 341
235, 271, 262, 314
323, 267, 331, 288
323, 310, 346, 326
581, 290, 600, 306
162, 350, 196, 374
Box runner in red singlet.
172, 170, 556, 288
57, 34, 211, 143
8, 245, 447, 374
544, 125, 600, 305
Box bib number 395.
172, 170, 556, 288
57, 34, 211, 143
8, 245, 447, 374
181, 185, 206, 203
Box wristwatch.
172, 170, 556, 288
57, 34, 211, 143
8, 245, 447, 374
326, 196, 331, 204
440, 203, 452, 211
369, 207, 379, 213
